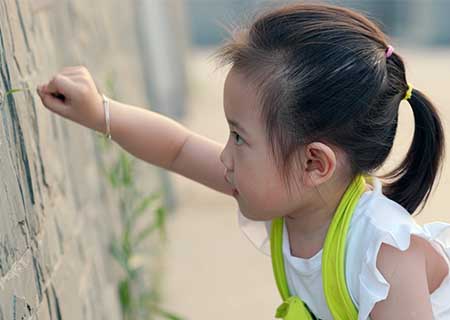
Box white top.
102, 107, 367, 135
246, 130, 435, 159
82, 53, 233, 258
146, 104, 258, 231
237, 177, 450, 319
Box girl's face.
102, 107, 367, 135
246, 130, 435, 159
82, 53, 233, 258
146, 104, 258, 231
220, 67, 307, 221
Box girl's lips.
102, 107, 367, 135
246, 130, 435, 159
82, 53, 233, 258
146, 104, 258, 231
224, 172, 238, 196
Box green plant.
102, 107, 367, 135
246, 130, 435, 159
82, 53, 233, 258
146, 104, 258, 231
98, 73, 185, 319
103, 149, 184, 320
5, 88, 25, 96
0, 88, 27, 106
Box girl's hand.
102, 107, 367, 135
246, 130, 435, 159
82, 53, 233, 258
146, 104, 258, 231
36, 66, 105, 132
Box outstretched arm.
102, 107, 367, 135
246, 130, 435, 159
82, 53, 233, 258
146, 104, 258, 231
37, 66, 234, 197
108, 99, 234, 196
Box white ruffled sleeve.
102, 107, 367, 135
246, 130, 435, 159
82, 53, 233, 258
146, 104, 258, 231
357, 218, 424, 319
237, 209, 272, 256
350, 194, 450, 320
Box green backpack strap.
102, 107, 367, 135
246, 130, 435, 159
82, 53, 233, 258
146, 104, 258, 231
271, 217, 315, 320
322, 174, 365, 319
271, 174, 367, 320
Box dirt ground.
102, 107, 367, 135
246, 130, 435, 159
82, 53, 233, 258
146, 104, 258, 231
160, 47, 450, 320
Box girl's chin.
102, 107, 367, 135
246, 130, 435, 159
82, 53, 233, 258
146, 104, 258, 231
240, 207, 271, 222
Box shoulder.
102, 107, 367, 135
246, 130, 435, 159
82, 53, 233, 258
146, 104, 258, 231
345, 177, 450, 319
376, 234, 425, 271
344, 179, 429, 318
347, 180, 423, 255
370, 235, 433, 319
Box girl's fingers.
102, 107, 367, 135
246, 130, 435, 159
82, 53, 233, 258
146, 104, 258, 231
38, 88, 71, 119
59, 68, 84, 77
46, 74, 76, 97
36, 65, 101, 130
59, 66, 89, 78
61, 66, 84, 73
59, 71, 78, 77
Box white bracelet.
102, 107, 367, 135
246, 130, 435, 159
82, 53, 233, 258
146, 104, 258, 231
102, 93, 111, 140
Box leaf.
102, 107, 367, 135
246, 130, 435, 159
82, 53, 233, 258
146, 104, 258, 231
128, 191, 162, 227
155, 206, 168, 242
95, 132, 113, 152
141, 297, 186, 320
108, 168, 119, 188
105, 70, 118, 99
121, 228, 132, 260
118, 279, 131, 312
5, 88, 24, 96
109, 241, 130, 273
119, 151, 134, 186
1, 88, 25, 105
108, 154, 135, 190
152, 305, 186, 320
133, 206, 168, 247
106, 160, 121, 188
133, 222, 157, 248
154, 206, 166, 228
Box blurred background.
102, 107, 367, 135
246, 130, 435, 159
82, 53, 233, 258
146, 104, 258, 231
0, 0, 448, 319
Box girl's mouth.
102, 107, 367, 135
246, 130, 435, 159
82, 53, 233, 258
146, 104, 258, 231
224, 171, 239, 197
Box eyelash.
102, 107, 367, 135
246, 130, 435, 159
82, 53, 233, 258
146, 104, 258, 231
231, 131, 244, 146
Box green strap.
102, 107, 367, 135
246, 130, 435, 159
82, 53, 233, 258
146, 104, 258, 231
271, 218, 314, 319
322, 174, 365, 319
271, 174, 367, 320
271, 217, 291, 301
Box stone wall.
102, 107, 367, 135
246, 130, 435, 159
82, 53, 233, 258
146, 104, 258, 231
0, 0, 161, 318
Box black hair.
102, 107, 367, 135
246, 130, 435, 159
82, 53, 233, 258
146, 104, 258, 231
214, 2, 445, 214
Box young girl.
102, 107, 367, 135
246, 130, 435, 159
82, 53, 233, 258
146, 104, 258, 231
36, 3, 449, 319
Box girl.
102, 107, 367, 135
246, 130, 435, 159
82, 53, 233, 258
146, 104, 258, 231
36, 3, 449, 319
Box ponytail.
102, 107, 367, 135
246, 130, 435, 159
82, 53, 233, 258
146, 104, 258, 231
381, 88, 446, 214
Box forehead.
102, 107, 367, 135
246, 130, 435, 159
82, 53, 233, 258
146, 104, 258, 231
223, 68, 260, 124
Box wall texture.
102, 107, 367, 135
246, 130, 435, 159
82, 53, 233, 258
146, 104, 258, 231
0, 0, 158, 318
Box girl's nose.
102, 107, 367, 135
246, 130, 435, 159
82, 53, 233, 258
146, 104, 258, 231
220, 146, 233, 171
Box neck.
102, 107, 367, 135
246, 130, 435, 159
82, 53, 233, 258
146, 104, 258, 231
285, 175, 371, 258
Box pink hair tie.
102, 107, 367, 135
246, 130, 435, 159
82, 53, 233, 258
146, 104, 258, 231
385, 45, 394, 58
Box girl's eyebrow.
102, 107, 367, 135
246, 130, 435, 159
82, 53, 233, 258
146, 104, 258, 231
227, 119, 249, 136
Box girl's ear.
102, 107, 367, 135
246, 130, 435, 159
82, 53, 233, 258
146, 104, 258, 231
301, 142, 337, 188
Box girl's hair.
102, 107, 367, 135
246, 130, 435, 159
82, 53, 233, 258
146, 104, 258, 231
214, 2, 445, 215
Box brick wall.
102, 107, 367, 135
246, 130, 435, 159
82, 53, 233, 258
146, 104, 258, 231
0, 0, 159, 318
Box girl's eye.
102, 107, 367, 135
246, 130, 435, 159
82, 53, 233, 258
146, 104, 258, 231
231, 131, 244, 145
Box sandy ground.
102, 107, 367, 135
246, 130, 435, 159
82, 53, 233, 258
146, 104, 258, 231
160, 47, 450, 319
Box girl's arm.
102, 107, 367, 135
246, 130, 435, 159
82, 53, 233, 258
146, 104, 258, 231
37, 66, 234, 197
370, 235, 434, 319
108, 99, 234, 196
